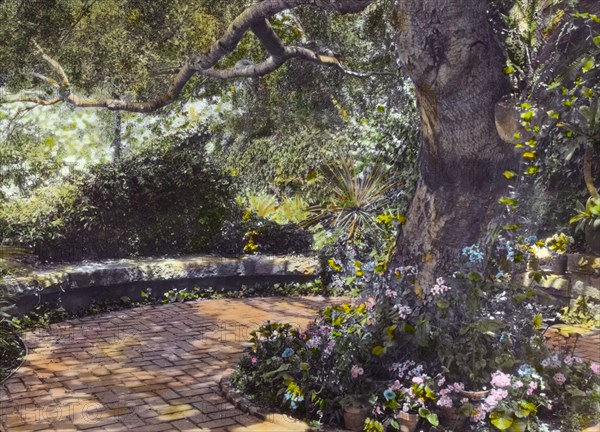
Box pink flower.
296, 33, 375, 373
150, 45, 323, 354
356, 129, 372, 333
375, 405, 382, 414
396, 305, 412, 320
527, 381, 538, 396
251, 357, 257, 364
430, 277, 451, 296
547, 403, 553, 411
351, 365, 364, 379
437, 377, 446, 386
553, 372, 567, 385
513, 380, 523, 389
591, 362, 600, 376
366, 298, 376, 310
564, 355, 573, 365
490, 371, 512, 388
437, 395, 453, 408
412, 376, 424, 384
471, 406, 486, 423
452, 382, 465, 392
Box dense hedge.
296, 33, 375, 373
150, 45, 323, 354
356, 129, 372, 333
0, 137, 235, 260
211, 212, 312, 256
0, 136, 314, 261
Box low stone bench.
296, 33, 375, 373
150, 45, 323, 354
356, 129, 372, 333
0, 254, 319, 315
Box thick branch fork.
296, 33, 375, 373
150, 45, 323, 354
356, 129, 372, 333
1, 0, 376, 113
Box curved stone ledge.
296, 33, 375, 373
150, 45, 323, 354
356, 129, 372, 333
1, 254, 319, 315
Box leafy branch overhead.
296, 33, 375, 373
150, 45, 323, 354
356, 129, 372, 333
1, 0, 383, 113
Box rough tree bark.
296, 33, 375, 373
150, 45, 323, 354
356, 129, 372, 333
392, 0, 515, 287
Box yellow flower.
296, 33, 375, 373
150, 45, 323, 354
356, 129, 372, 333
328, 258, 343, 272
376, 214, 393, 225
242, 209, 252, 221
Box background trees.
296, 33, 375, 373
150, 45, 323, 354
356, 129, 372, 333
0, 0, 598, 282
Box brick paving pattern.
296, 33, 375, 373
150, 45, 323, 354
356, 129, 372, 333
0, 297, 338, 432
2, 298, 599, 431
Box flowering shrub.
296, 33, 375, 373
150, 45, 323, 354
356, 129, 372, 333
232, 303, 386, 423
468, 368, 551, 431
537, 352, 600, 430
232, 241, 599, 430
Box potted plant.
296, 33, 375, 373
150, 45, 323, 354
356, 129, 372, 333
543, 232, 573, 274
366, 373, 440, 432
465, 367, 552, 431
340, 394, 372, 432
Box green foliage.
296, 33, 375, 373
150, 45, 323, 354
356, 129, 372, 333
558, 296, 600, 328
242, 193, 309, 225
0, 134, 235, 260
495, 5, 600, 247
211, 211, 312, 256
0, 285, 23, 382
305, 159, 401, 246
0, 0, 246, 98
570, 196, 600, 231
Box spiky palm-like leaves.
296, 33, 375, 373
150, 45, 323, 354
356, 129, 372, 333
304, 159, 399, 243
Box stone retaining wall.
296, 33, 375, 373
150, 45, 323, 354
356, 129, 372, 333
0, 254, 319, 315
518, 253, 600, 312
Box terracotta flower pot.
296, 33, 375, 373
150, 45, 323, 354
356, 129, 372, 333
396, 411, 420, 432
343, 406, 370, 431
459, 389, 489, 401
437, 406, 466, 431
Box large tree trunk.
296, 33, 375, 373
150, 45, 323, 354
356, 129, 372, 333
393, 0, 515, 287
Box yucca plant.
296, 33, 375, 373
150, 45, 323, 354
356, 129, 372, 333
304, 159, 400, 244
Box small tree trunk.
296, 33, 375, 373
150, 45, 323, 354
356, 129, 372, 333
112, 110, 122, 161
392, 0, 515, 287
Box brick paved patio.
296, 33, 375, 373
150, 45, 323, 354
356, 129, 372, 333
2, 297, 599, 432
0, 297, 338, 432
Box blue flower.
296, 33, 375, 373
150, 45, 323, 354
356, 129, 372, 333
282, 348, 295, 359
284, 392, 292, 400
525, 235, 538, 245
383, 389, 396, 401
290, 400, 297, 409
518, 364, 533, 377
461, 244, 484, 263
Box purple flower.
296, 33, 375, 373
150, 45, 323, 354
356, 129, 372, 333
385, 289, 398, 298
437, 395, 453, 408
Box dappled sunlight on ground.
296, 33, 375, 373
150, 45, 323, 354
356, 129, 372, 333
0, 297, 345, 431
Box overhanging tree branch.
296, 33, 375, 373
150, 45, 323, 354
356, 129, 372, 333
0, 0, 377, 112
